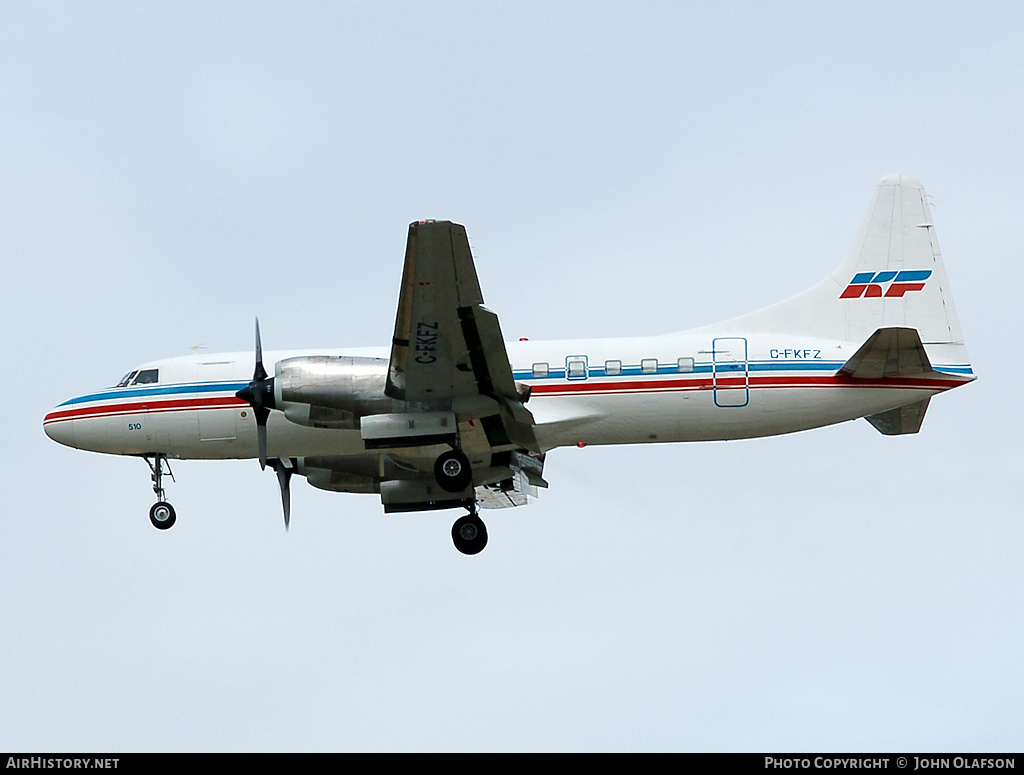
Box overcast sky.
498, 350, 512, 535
2, 1, 1022, 752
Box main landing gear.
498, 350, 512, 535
434, 448, 472, 492
433, 447, 487, 555
452, 506, 487, 555
144, 454, 176, 530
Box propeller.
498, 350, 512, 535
271, 458, 294, 531
235, 319, 292, 531
235, 318, 276, 469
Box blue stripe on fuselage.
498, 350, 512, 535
62, 359, 973, 406
59, 381, 249, 406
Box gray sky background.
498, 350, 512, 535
2, 1, 1021, 752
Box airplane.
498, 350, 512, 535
43, 175, 974, 554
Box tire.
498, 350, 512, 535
149, 501, 177, 530
434, 449, 472, 493
451, 514, 488, 555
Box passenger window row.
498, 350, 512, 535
530, 358, 695, 378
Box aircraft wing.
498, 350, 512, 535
385, 220, 539, 452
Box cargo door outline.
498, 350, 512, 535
197, 362, 238, 442
712, 337, 749, 408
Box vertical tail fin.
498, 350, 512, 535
832, 175, 965, 347
708, 176, 970, 368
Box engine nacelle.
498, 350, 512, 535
273, 356, 398, 427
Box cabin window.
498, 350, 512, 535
677, 357, 695, 373
132, 369, 159, 385
566, 357, 587, 379
604, 359, 622, 376
532, 362, 549, 378
641, 358, 659, 374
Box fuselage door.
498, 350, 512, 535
712, 337, 749, 407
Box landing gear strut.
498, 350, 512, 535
452, 505, 487, 555
434, 444, 484, 553
144, 454, 176, 530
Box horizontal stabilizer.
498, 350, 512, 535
840, 327, 934, 379
865, 397, 931, 435
841, 328, 946, 434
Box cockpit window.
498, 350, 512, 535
115, 370, 139, 388
132, 369, 159, 385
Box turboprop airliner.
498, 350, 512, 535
44, 176, 974, 554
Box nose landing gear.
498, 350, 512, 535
144, 454, 176, 530
149, 500, 176, 530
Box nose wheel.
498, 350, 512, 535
149, 501, 176, 530
144, 454, 177, 531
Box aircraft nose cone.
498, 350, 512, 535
43, 410, 76, 448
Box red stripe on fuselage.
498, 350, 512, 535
44, 373, 969, 426
43, 396, 246, 425
530, 373, 966, 396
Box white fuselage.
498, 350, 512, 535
43, 331, 972, 461
38, 178, 977, 550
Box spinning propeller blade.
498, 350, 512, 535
235, 318, 275, 469
235, 320, 295, 531
272, 459, 293, 531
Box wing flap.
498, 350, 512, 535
459, 304, 520, 402
476, 473, 534, 509
475, 451, 547, 509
